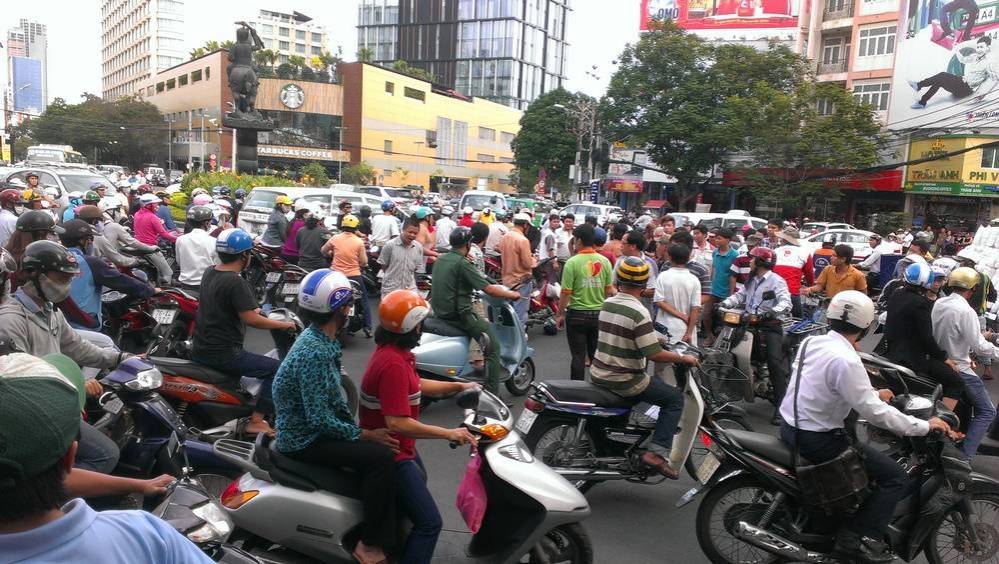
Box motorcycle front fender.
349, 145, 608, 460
675, 465, 747, 509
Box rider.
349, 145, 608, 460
77, 205, 136, 271
801, 243, 868, 298
357, 205, 373, 237
0, 188, 22, 247
190, 228, 297, 436
132, 193, 176, 286
260, 195, 293, 250
281, 200, 311, 264
434, 206, 456, 250
371, 200, 401, 247
296, 213, 331, 272
884, 262, 966, 410
931, 267, 998, 458
779, 290, 953, 563
857, 233, 885, 291
175, 205, 217, 294
271, 269, 400, 564
430, 226, 521, 393
590, 257, 699, 479
359, 289, 478, 564
322, 214, 371, 337
59, 220, 156, 330
154, 191, 177, 232
719, 246, 792, 424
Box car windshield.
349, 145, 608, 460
57, 173, 114, 192
463, 193, 503, 209
384, 188, 411, 199
246, 189, 283, 210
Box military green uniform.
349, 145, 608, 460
431, 251, 503, 392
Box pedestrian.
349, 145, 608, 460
555, 214, 575, 261
458, 207, 475, 228
690, 225, 714, 271
371, 201, 402, 247
556, 224, 615, 381
705, 227, 738, 345
484, 209, 509, 253
434, 206, 457, 250
605, 223, 628, 260
613, 230, 657, 312
803, 244, 867, 298
763, 219, 782, 249
322, 214, 372, 338
378, 217, 424, 297
772, 227, 814, 318
653, 243, 702, 346
496, 213, 536, 328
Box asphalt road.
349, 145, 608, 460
246, 301, 999, 563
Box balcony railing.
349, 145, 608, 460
823, 2, 854, 21
816, 59, 849, 74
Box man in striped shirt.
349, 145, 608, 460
590, 257, 700, 479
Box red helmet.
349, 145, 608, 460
0, 189, 22, 208
749, 246, 775, 268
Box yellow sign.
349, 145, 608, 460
905, 136, 999, 197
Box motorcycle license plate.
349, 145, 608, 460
282, 283, 300, 295
697, 452, 721, 484
265, 271, 281, 283
151, 308, 178, 325
515, 410, 537, 434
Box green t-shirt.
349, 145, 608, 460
560, 249, 613, 311
430, 251, 489, 319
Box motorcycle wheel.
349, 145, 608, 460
684, 418, 752, 482
523, 419, 599, 494
505, 358, 535, 396
925, 492, 999, 564
543, 320, 559, 336
525, 523, 594, 564
695, 474, 782, 564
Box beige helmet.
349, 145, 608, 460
947, 266, 980, 290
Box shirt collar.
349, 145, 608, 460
0, 499, 97, 562
14, 287, 49, 315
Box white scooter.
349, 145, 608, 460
212, 388, 593, 563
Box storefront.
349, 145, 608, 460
905, 136, 999, 230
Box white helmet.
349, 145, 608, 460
957, 246, 980, 264
214, 198, 233, 210
192, 193, 213, 206
463, 206, 473, 215
931, 257, 959, 278
294, 198, 311, 212
44, 186, 60, 198
441, 206, 454, 216
98, 199, 119, 212
298, 269, 354, 314
826, 290, 876, 330
139, 193, 160, 206
211, 204, 231, 220
483, 206, 492, 215
191, 188, 208, 198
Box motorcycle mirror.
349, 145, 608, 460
455, 388, 481, 410
931, 383, 943, 407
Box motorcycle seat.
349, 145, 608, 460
422, 316, 471, 338
121, 246, 159, 256
725, 429, 794, 468
149, 357, 233, 385
266, 442, 362, 499
541, 380, 633, 408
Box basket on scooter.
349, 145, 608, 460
697, 348, 751, 404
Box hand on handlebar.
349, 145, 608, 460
680, 354, 700, 368
927, 416, 955, 439
446, 427, 477, 447
878, 389, 895, 404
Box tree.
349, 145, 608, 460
253, 48, 278, 69
357, 47, 374, 63
342, 162, 377, 185
392, 166, 410, 185
600, 21, 808, 209
276, 63, 295, 79
298, 162, 330, 186
189, 47, 207, 59
391, 60, 434, 82
510, 88, 583, 193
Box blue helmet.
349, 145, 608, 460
298, 269, 354, 314
594, 227, 608, 246
903, 262, 935, 289
216, 228, 254, 254
381, 199, 396, 211
414, 206, 432, 220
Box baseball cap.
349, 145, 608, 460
0, 353, 83, 482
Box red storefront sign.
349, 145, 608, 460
722, 168, 904, 191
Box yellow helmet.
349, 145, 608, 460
947, 266, 980, 290
615, 256, 650, 287
275, 195, 293, 206
340, 213, 360, 229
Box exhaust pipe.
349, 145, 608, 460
549, 468, 627, 481
734, 522, 835, 563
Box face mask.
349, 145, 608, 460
39, 274, 72, 303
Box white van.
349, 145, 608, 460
459, 190, 509, 213
670, 212, 767, 232
237, 186, 382, 236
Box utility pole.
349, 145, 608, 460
164, 116, 173, 171
199, 109, 205, 171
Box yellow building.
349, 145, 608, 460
905, 135, 999, 226
342, 62, 522, 194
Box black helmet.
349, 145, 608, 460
359, 205, 372, 218
21, 240, 80, 274
187, 205, 214, 224
450, 226, 473, 249
59, 219, 97, 244
16, 210, 64, 234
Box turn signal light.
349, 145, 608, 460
220, 480, 258, 510
478, 423, 509, 441
524, 397, 544, 413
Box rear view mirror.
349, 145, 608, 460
455, 388, 481, 409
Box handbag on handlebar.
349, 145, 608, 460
792, 337, 871, 515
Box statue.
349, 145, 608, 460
223, 21, 275, 174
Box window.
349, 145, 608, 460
385, 81, 395, 94
262, 24, 274, 34
156, 81, 164, 92
166, 77, 175, 90
853, 82, 891, 110
279, 40, 289, 50
404, 87, 426, 102
311, 46, 322, 55
191, 69, 202, 82
982, 147, 999, 168
384, 140, 393, 154
477, 153, 495, 161
817, 97, 835, 115
500, 131, 515, 144
858, 25, 896, 57
205, 67, 210, 79
478, 126, 496, 140
821, 37, 846, 64
295, 43, 306, 53
278, 27, 289, 37
499, 156, 514, 163
296, 30, 306, 40
178, 74, 188, 86
311, 32, 322, 43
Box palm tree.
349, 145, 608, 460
253, 48, 277, 68
288, 54, 306, 78
203, 40, 221, 52
220, 40, 235, 51
189, 47, 207, 59
357, 47, 374, 63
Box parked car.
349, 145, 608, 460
801, 228, 877, 262
353, 185, 414, 204
670, 211, 767, 232
558, 203, 624, 226
802, 221, 855, 234
458, 189, 511, 214
4, 164, 117, 210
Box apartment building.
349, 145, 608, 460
100, 0, 185, 100
252, 9, 329, 64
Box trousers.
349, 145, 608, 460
918, 72, 973, 105
566, 309, 600, 381
630, 377, 684, 457
959, 371, 997, 457
757, 325, 789, 410
348, 275, 372, 331
395, 456, 442, 564
447, 311, 502, 393
193, 349, 281, 413
147, 251, 174, 286
940, 0, 979, 40
75, 328, 118, 380
76, 420, 120, 474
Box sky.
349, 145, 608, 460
0, 0, 641, 107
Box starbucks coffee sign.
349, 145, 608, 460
279, 84, 305, 109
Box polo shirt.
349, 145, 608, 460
430, 250, 489, 319
816, 265, 867, 297
560, 249, 613, 311
590, 292, 663, 397
378, 236, 423, 296
710, 247, 739, 298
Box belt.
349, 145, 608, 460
567, 309, 600, 317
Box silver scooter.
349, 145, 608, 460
211, 388, 593, 563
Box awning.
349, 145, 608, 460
643, 199, 670, 209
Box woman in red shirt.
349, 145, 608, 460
359, 290, 477, 564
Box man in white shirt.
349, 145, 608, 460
370, 201, 402, 247
538, 214, 560, 262
175, 206, 218, 293
780, 290, 952, 563
554, 215, 575, 261
0, 189, 21, 247
653, 242, 701, 345
484, 210, 509, 253
931, 267, 998, 458
434, 206, 457, 250
857, 233, 884, 291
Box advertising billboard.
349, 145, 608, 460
904, 136, 999, 196
887, 0, 999, 130
640, 0, 797, 31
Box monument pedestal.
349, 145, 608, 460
223, 114, 274, 174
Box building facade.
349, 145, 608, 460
6, 19, 47, 115
251, 10, 329, 65
357, 0, 569, 109
101, 0, 185, 100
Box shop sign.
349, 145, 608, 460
259, 144, 345, 161
904, 182, 999, 198
279, 84, 305, 109
606, 176, 643, 193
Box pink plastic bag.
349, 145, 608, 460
455, 447, 488, 533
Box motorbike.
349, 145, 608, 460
520, 342, 751, 492
414, 292, 536, 398
144, 287, 200, 358
362, 244, 381, 294
268, 262, 309, 313
688, 381, 999, 563
243, 243, 288, 305
526, 257, 560, 336
211, 388, 594, 564
484, 250, 503, 281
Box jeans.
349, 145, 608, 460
758, 325, 789, 411
959, 371, 997, 458
194, 349, 281, 413
632, 377, 684, 457
285, 436, 397, 550
780, 424, 909, 539
396, 456, 442, 564
940, 0, 979, 40
75, 328, 119, 380
147, 251, 174, 286
76, 420, 120, 473
566, 309, 600, 381
514, 280, 533, 328
918, 72, 973, 105
348, 275, 372, 331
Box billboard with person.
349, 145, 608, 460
640, 0, 797, 31
887, 0, 999, 130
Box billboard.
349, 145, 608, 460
640, 0, 797, 31
887, 0, 999, 130
904, 136, 999, 196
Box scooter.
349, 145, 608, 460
144, 287, 200, 358
520, 341, 751, 491
526, 257, 560, 336
414, 292, 535, 398
211, 388, 594, 563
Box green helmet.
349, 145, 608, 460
83, 190, 101, 203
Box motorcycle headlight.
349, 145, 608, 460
723, 312, 742, 325
188, 501, 233, 543
124, 368, 163, 391
497, 439, 534, 463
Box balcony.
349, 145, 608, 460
823, 2, 854, 21
816, 59, 849, 74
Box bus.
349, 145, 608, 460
26, 144, 87, 164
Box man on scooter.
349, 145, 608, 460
779, 290, 954, 563
719, 246, 792, 425
590, 257, 700, 479
430, 226, 521, 393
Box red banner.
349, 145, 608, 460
641, 0, 797, 31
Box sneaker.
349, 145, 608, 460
907, 79, 920, 92
641, 451, 680, 479
834, 530, 898, 563
911, 101, 926, 109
